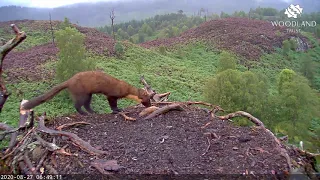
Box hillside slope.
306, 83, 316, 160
0, 0, 319, 27
0, 20, 115, 82
141, 18, 309, 60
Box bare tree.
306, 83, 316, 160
109, 8, 116, 41
199, 8, 205, 17
49, 12, 55, 46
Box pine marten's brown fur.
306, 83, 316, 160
22, 71, 152, 115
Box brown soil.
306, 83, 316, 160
42, 105, 301, 177
140, 17, 308, 60
1, 20, 115, 82
3, 43, 58, 82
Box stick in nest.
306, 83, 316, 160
144, 103, 184, 120
37, 113, 108, 156
139, 106, 160, 117
56, 121, 92, 131
202, 137, 211, 156
118, 112, 136, 121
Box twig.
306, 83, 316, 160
55, 148, 74, 156
37, 113, 108, 155
296, 148, 320, 157
35, 151, 48, 172
56, 121, 92, 131
217, 111, 264, 127
2, 127, 35, 159
34, 133, 60, 151
202, 137, 211, 156
140, 75, 155, 94
144, 103, 184, 120
151, 101, 217, 108
139, 106, 160, 117
201, 122, 212, 129
119, 112, 136, 121
23, 151, 36, 174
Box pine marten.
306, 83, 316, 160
21, 71, 153, 115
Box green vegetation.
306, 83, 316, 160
217, 51, 237, 72
55, 27, 96, 82
98, 13, 205, 43
0, 42, 220, 126
114, 41, 125, 58
0, 27, 52, 51
1, 8, 320, 158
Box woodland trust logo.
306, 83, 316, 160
271, 4, 317, 33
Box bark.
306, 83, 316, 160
144, 103, 184, 120
0, 24, 27, 111
56, 121, 91, 131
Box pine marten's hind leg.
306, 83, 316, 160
84, 94, 95, 114
72, 94, 89, 115
107, 96, 123, 114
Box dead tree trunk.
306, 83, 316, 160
0, 24, 27, 112
110, 8, 116, 41
49, 12, 55, 46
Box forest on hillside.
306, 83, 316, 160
97, 7, 320, 44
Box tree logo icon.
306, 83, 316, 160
284, 4, 303, 18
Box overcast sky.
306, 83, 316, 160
0, 0, 123, 8
0, 0, 294, 8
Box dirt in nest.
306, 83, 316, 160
43, 105, 293, 177
140, 17, 309, 60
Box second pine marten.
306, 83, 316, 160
22, 71, 153, 115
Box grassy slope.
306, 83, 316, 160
1, 36, 320, 125
0, 43, 223, 126
1, 24, 320, 155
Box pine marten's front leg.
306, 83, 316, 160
107, 96, 123, 114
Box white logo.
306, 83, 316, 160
284, 4, 303, 18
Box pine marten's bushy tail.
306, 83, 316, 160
22, 81, 69, 110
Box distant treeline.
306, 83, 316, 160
97, 7, 320, 43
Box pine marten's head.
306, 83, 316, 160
138, 89, 154, 107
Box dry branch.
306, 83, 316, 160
217, 111, 264, 127
140, 75, 155, 94
0, 123, 13, 131
37, 114, 108, 155
2, 127, 35, 160
139, 106, 160, 117
140, 76, 170, 102
294, 146, 320, 157
34, 133, 60, 151
144, 103, 184, 120
215, 110, 292, 171
109, 8, 116, 41
56, 121, 92, 131
152, 101, 218, 108
119, 112, 136, 121
23, 151, 36, 174
0, 24, 27, 111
